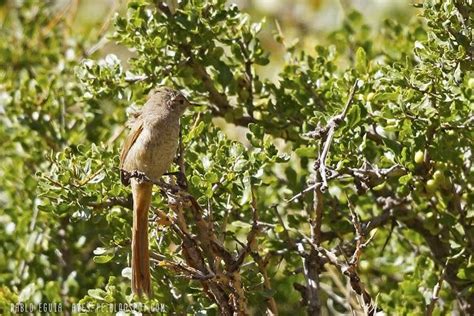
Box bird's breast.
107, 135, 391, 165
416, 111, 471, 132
123, 119, 180, 182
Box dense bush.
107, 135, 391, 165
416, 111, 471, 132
0, 0, 472, 314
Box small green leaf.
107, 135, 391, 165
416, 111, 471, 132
399, 173, 412, 185
347, 103, 361, 127
87, 289, 107, 301
295, 146, 317, 158
275, 224, 285, 233
93, 254, 114, 264
355, 47, 367, 74
261, 288, 276, 298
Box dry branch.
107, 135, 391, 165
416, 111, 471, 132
296, 80, 361, 315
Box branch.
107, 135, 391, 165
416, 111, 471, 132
345, 202, 377, 315
83, 0, 119, 56
154, 2, 232, 113
296, 243, 321, 314
230, 189, 261, 272
237, 39, 255, 117
304, 237, 377, 316
425, 262, 448, 316
125, 160, 254, 314
150, 253, 216, 280
286, 171, 341, 204
295, 79, 360, 315
88, 195, 133, 211
304, 80, 359, 141
374, 196, 474, 313
251, 251, 279, 315
317, 80, 359, 191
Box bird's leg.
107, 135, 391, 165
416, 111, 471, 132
129, 170, 151, 184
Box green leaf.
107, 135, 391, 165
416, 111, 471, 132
399, 173, 412, 185
355, 47, 367, 74
87, 289, 107, 301
274, 224, 285, 233
295, 146, 317, 158
261, 288, 276, 298
347, 103, 361, 128
93, 254, 114, 264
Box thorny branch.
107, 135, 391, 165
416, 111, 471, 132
345, 202, 377, 314
310, 80, 359, 191
297, 80, 360, 315
425, 261, 448, 316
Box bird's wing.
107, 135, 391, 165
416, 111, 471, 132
119, 119, 144, 185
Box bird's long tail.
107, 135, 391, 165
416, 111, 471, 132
131, 180, 152, 297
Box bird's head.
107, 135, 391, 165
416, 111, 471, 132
150, 87, 192, 116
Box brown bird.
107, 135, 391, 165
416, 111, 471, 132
119, 87, 191, 297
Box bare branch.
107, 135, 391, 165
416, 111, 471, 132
89, 195, 133, 211
297, 243, 322, 315
425, 262, 448, 316
317, 80, 359, 191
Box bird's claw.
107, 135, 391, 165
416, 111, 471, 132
130, 170, 151, 184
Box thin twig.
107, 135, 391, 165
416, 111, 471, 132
82, 0, 121, 57
41, 0, 77, 36
318, 80, 359, 191
237, 39, 255, 117
425, 261, 448, 316
89, 195, 133, 211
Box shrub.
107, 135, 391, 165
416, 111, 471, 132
0, 0, 472, 314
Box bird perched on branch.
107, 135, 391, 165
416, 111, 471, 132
119, 87, 191, 297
